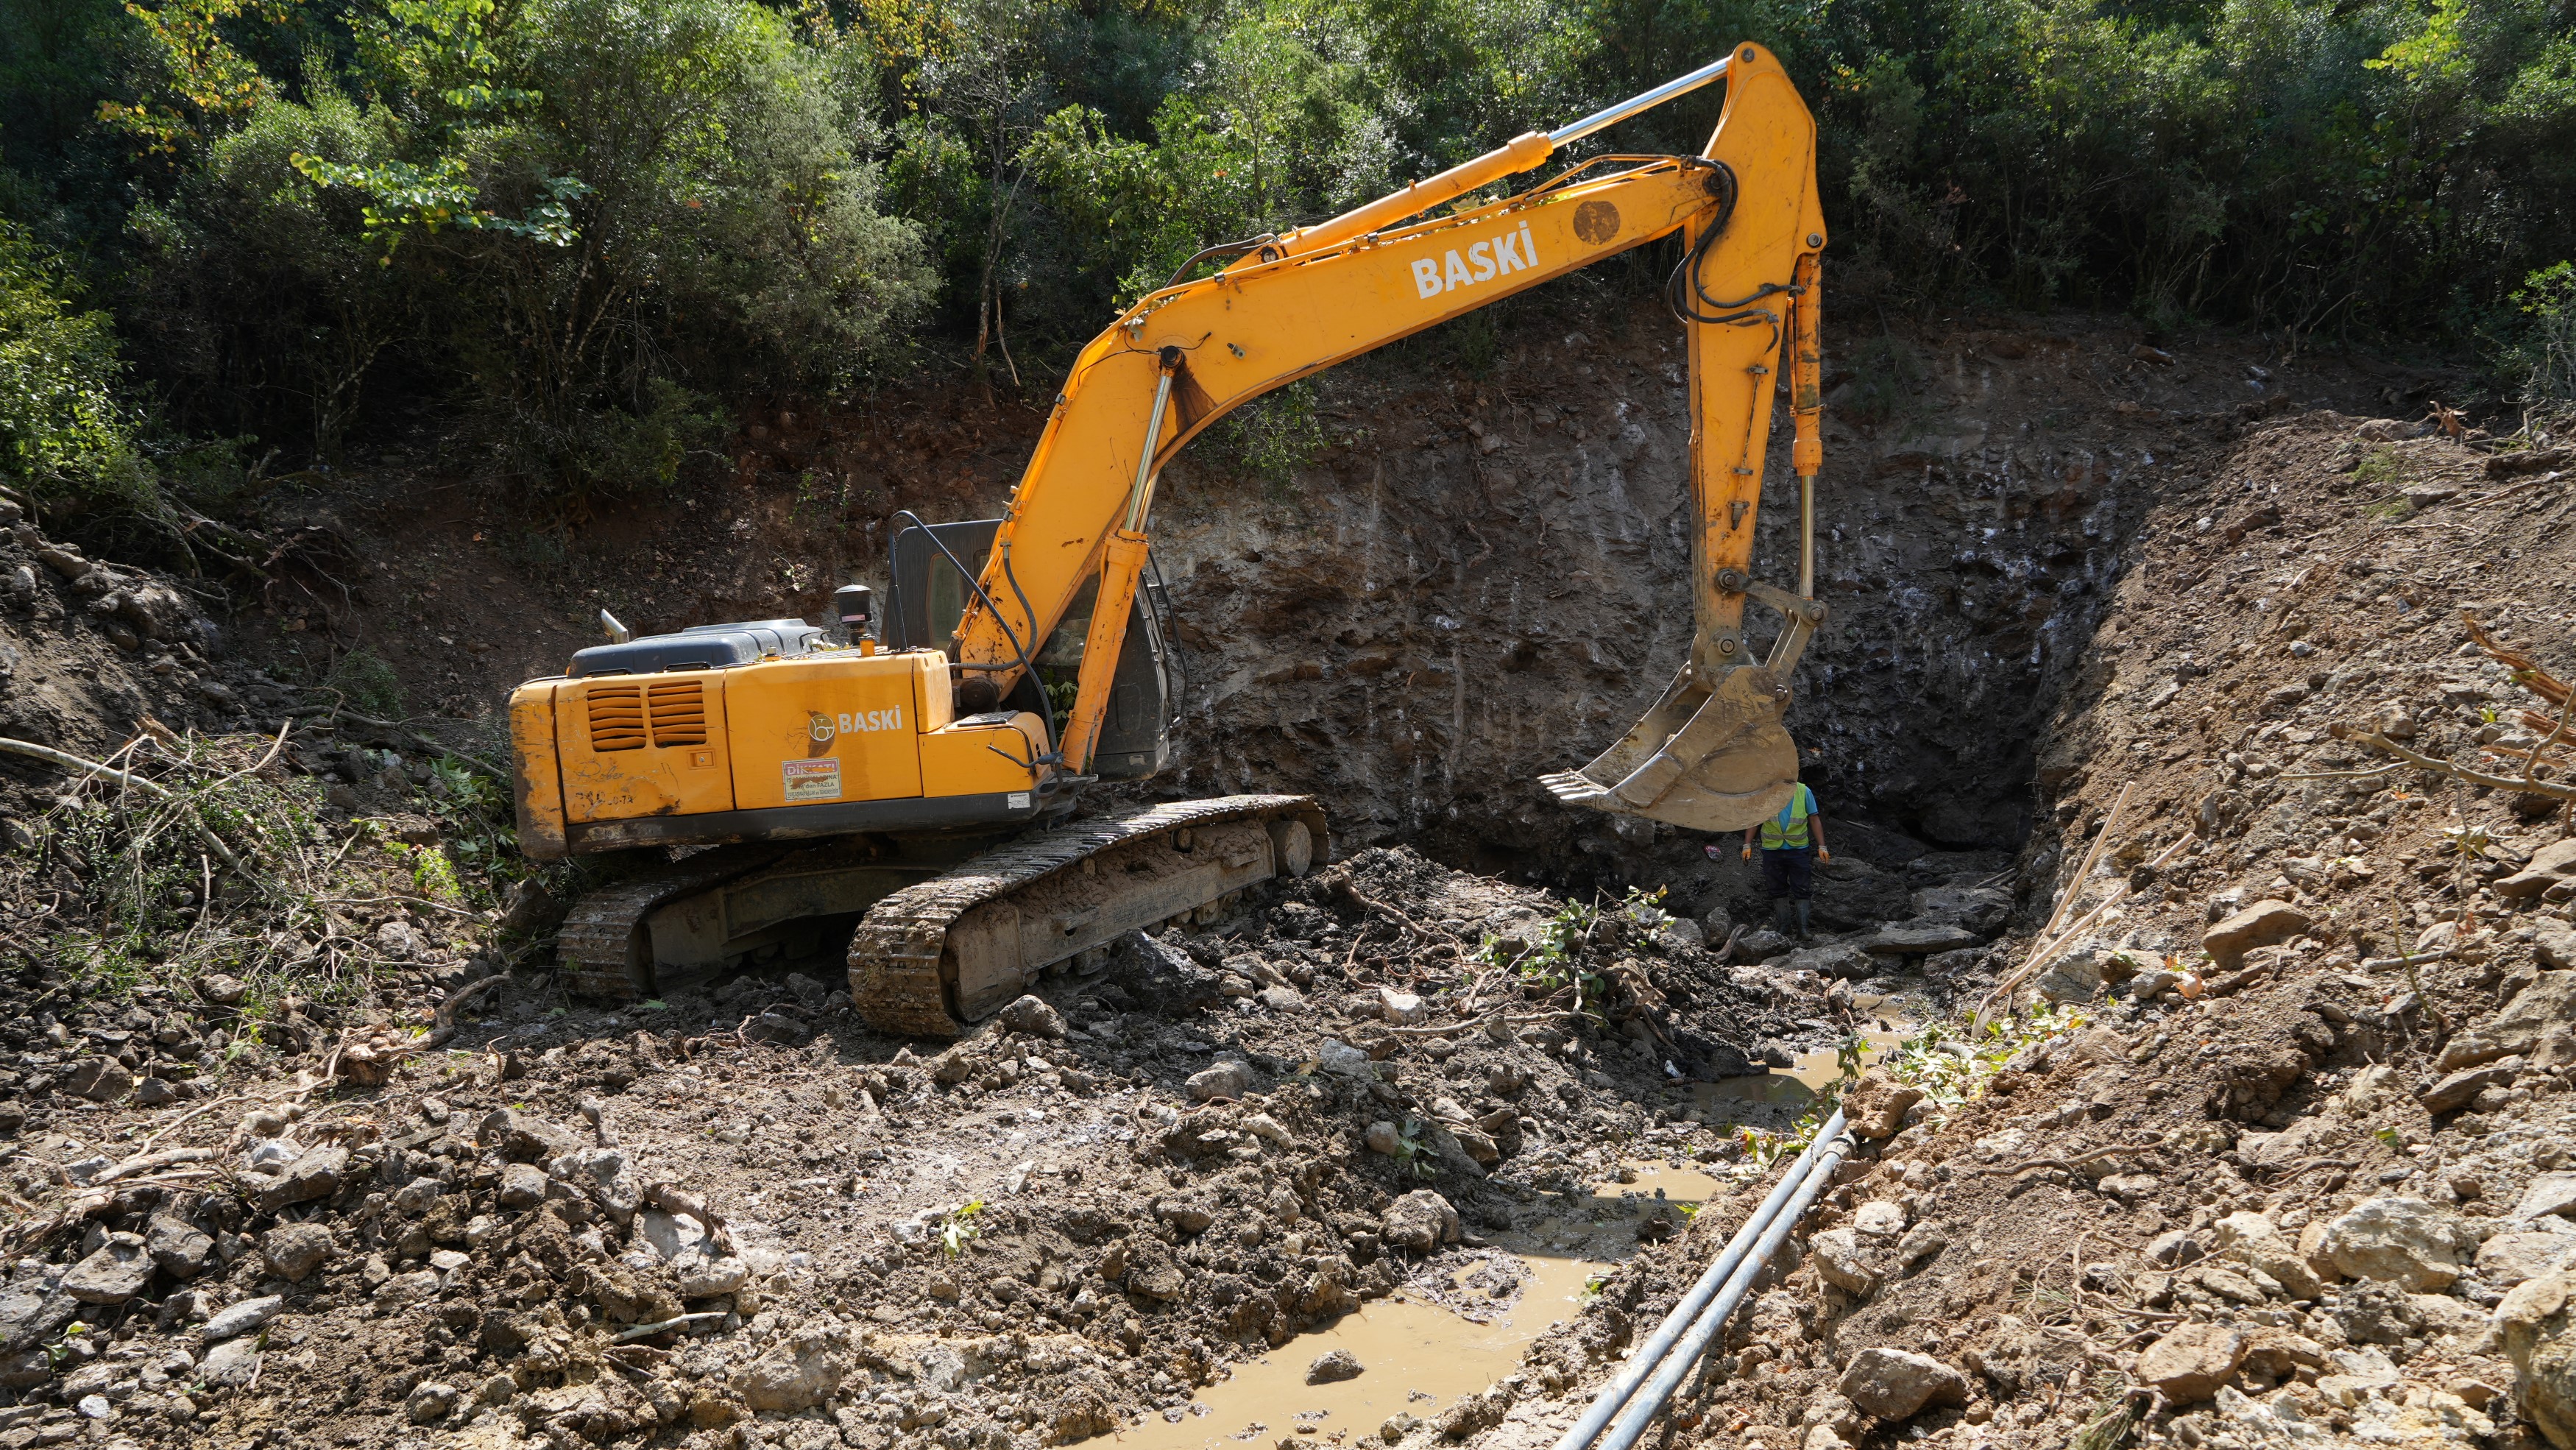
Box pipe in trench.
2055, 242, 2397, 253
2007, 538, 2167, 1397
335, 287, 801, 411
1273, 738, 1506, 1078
1553, 1108, 1856, 1450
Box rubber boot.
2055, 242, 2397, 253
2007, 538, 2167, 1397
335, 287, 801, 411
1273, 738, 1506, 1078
1773, 899, 1795, 937
1794, 900, 1812, 941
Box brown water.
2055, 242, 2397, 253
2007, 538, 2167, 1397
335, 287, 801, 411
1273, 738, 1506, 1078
1122, 1166, 1735, 1450
1694, 1024, 1912, 1112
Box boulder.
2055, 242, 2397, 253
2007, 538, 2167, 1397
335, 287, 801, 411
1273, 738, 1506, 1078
1380, 1190, 1459, 1253
144, 1212, 212, 1279
732, 1325, 848, 1412
257, 1144, 347, 1211
2515, 1174, 2576, 1223
2442, 974, 2576, 1072
995, 994, 1067, 1039
2136, 1322, 2248, 1404
259, 1223, 337, 1282
2203, 900, 2311, 969
1186, 1059, 1253, 1102
2499, 1265, 2576, 1447
1308, 1349, 1365, 1384
498, 1161, 548, 1210
1808, 1228, 1886, 1297
2480, 1232, 2576, 1289
2318, 1197, 2474, 1291
2212, 1212, 2325, 1300
2420, 1055, 2524, 1114
60, 1059, 132, 1103
1864, 922, 1987, 955
1835, 1348, 1969, 1421
62, 1234, 152, 1305
1840, 1075, 1924, 1140
2497, 841, 2576, 901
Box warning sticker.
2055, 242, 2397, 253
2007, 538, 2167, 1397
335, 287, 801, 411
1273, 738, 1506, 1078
782, 758, 842, 803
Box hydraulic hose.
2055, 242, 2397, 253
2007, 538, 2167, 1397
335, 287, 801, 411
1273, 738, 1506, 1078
1555, 1107, 1853, 1450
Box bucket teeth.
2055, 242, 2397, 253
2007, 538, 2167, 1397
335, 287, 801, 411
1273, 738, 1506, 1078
1539, 770, 1614, 807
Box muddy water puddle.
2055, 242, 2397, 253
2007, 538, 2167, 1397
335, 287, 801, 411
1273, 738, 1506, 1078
1128, 1169, 1735, 1449
1696, 1019, 1914, 1112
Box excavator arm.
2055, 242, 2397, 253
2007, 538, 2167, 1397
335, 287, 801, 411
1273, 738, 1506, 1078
951, 43, 1827, 832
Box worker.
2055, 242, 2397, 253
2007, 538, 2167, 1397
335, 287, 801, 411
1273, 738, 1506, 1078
1732, 779, 1830, 939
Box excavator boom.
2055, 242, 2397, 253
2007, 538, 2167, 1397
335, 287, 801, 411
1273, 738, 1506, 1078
952, 43, 1827, 830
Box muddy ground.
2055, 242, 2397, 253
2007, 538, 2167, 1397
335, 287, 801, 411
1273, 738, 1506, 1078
0, 303, 2571, 1450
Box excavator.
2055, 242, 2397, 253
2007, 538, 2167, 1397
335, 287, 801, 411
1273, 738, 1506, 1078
505, 44, 1830, 1036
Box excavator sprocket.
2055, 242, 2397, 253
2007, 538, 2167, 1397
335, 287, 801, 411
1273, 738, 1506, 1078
849, 794, 1327, 1038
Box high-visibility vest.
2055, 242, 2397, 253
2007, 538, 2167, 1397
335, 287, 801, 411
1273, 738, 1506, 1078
1759, 785, 1816, 849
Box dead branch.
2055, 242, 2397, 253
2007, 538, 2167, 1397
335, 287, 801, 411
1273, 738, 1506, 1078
2332, 725, 2576, 801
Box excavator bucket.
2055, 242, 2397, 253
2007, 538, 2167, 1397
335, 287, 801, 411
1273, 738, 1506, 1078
1540, 660, 1798, 832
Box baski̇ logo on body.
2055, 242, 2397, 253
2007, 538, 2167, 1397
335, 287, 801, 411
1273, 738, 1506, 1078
1409, 222, 1538, 299
808, 707, 905, 743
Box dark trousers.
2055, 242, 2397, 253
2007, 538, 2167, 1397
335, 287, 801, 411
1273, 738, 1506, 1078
1759, 846, 1816, 901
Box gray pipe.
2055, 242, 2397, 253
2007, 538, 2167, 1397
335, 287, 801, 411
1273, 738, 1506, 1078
1548, 57, 1734, 147
1550, 1107, 1848, 1450
1596, 1124, 1855, 1450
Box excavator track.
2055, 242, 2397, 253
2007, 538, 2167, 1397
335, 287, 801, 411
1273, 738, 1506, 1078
556, 846, 790, 998
849, 794, 1326, 1038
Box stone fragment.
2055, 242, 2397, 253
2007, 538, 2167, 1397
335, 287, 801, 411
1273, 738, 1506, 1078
202, 1295, 283, 1342
1156, 1199, 1216, 1234
1379, 989, 1426, 1025
60, 1059, 132, 1102
676, 1258, 750, 1299
996, 994, 1067, 1039
498, 1162, 548, 1210
1835, 1348, 1970, 1421
1809, 1228, 1885, 1297
145, 1212, 212, 1279
62, 1234, 153, 1305
733, 1326, 848, 1412
2137, 1322, 2248, 1404
2496, 840, 2576, 901
1840, 1075, 1925, 1140
2518, 1174, 2576, 1223
2536, 919, 2576, 972
199, 1338, 260, 1387
1308, 1348, 1364, 1384
1852, 1200, 1908, 1239
2202, 900, 2311, 968
258, 1144, 348, 1209
2319, 1197, 2474, 1291
1864, 923, 1986, 955
407, 1382, 459, 1424
1364, 1122, 1403, 1156
2420, 1055, 2524, 1114
2499, 1266, 2576, 1448
478, 1107, 579, 1162
2212, 1212, 2324, 1300
1186, 1060, 1253, 1102
2148, 1229, 2205, 1268
2131, 968, 2185, 1002
259, 1223, 337, 1282
1379, 1190, 1459, 1253
1434, 1386, 1507, 1439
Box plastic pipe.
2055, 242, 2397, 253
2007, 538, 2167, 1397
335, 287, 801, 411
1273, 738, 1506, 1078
1596, 1123, 1856, 1450
1550, 1106, 1847, 1450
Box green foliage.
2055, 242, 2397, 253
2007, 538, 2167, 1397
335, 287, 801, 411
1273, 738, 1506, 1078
2503, 261, 2576, 410
940, 1198, 986, 1256
322, 646, 405, 717
0, 220, 153, 514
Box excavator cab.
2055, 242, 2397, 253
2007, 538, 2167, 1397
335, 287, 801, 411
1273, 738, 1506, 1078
885, 519, 1178, 781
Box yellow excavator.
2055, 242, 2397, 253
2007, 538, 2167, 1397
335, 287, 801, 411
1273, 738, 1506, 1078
506, 45, 1829, 1035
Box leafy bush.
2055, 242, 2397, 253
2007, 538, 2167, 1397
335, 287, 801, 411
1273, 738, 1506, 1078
0, 221, 154, 516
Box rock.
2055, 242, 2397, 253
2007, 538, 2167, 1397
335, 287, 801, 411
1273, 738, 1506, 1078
407, 1382, 460, 1424
1448, 1125, 1501, 1165
258, 1143, 347, 1210
2137, 1322, 2249, 1404
62, 1234, 152, 1305
1380, 1190, 1460, 1253
478, 1107, 580, 1162
2319, 1197, 2474, 1291
2148, 1229, 2206, 1268
1781, 943, 1875, 980
1852, 1200, 1907, 1238
1434, 1386, 1508, 1440
1259, 984, 1305, 1011
676, 1256, 750, 1298
498, 878, 567, 936
1365, 1122, 1403, 1155
2516, 1174, 2576, 1223
1839, 1075, 1925, 1140
997, 994, 1067, 1039
1379, 989, 1426, 1025
145, 1212, 212, 1279
1662, 919, 1705, 951
2441, 972, 2576, 1071
2497, 840, 2576, 901
259, 1223, 337, 1282
60, 1058, 132, 1102
732, 1325, 848, 1412
1835, 1348, 1970, 1421
1864, 922, 1986, 955
1308, 1348, 1365, 1384
498, 1161, 548, 1210
1156, 1198, 1217, 1233
202, 1295, 283, 1342
2131, 967, 2185, 1001
1186, 1060, 1253, 1102
2203, 900, 2312, 969
1737, 927, 1790, 958
1380, 1412, 1425, 1443
2212, 1213, 2325, 1300
198, 1338, 259, 1388
2420, 1055, 2525, 1114
1809, 1228, 1885, 1296
1317, 1040, 1374, 1078
2500, 1265, 2576, 1447
2032, 947, 2105, 1005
